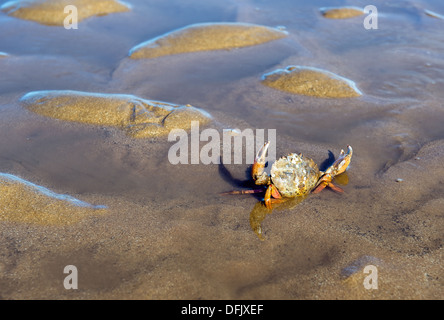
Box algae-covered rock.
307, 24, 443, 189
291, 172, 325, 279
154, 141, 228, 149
129, 22, 288, 59
0, 173, 106, 225
320, 6, 364, 19
20, 90, 212, 138
261, 66, 362, 98
1, 0, 131, 26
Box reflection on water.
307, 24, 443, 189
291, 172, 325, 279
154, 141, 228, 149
249, 196, 306, 241
248, 172, 348, 240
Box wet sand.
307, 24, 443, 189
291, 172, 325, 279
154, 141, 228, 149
1, 0, 130, 26
0, 0, 443, 300
320, 6, 365, 19
261, 65, 362, 97
129, 22, 287, 59
20, 90, 212, 138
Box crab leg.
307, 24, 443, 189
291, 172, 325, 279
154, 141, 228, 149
313, 181, 344, 194
328, 183, 344, 193
221, 188, 265, 195
312, 181, 327, 194
264, 184, 282, 209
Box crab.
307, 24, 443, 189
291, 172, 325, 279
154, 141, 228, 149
251, 142, 353, 209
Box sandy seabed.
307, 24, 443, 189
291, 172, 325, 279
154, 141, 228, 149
0, 0, 443, 299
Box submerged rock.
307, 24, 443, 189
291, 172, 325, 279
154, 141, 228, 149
261, 66, 362, 98
320, 6, 364, 19
129, 22, 288, 59
20, 90, 212, 138
0, 173, 106, 225
1, 0, 131, 26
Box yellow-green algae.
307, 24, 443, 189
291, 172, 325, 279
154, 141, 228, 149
320, 6, 364, 19
0, 173, 106, 225
129, 22, 288, 59
261, 66, 362, 98
20, 90, 212, 138
1, 0, 130, 26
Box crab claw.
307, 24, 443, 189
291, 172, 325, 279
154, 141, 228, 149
313, 145, 352, 193
330, 145, 353, 177
255, 142, 269, 166
252, 142, 270, 185
264, 183, 283, 209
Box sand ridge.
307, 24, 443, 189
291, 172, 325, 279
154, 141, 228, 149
129, 22, 288, 59
0, 173, 106, 225
1, 0, 131, 26
261, 66, 362, 98
20, 90, 212, 138
320, 6, 365, 19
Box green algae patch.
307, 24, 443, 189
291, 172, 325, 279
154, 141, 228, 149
1, 0, 131, 26
129, 22, 288, 59
320, 6, 364, 19
20, 90, 212, 138
261, 66, 362, 98
0, 173, 106, 225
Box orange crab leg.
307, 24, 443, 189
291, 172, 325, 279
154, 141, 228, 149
312, 181, 328, 194
264, 184, 282, 209
326, 182, 344, 193
313, 181, 344, 194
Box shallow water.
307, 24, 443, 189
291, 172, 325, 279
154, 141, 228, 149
0, 0, 443, 299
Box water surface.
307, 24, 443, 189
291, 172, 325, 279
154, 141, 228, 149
0, 0, 443, 299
